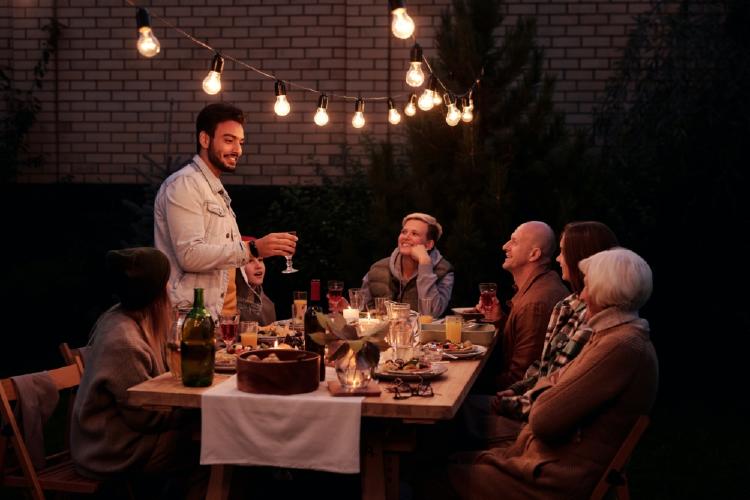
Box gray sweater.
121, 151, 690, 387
71, 308, 175, 479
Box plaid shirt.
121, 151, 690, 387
498, 293, 592, 420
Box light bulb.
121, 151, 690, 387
352, 98, 366, 129
404, 94, 417, 116
418, 89, 434, 111
406, 62, 425, 87
202, 54, 224, 95
135, 8, 160, 58
405, 43, 424, 87
446, 103, 461, 126
433, 91, 443, 106
391, 8, 415, 39
461, 97, 474, 123
274, 95, 291, 116
387, 98, 401, 125
273, 80, 291, 116
314, 94, 329, 126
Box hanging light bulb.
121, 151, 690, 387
135, 8, 160, 58
389, 0, 415, 39
428, 75, 442, 106
404, 93, 417, 116
418, 88, 434, 111
405, 43, 424, 87
461, 96, 474, 123
314, 94, 329, 126
202, 54, 223, 95
273, 80, 291, 116
387, 98, 402, 125
352, 98, 366, 129
445, 94, 461, 126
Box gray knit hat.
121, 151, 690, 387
106, 247, 170, 310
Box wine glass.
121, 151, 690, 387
479, 282, 497, 315
218, 313, 239, 349
327, 280, 345, 313
281, 230, 299, 274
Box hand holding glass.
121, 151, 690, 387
479, 283, 498, 314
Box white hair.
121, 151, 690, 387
578, 247, 653, 312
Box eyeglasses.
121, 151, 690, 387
386, 377, 434, 400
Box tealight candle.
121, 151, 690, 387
342, 307, 359, 324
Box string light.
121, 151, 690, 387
202, 54, 223, 95
404, 93, 417, 116
352, 98, 366, 128
313, 94, 329, 126
405, 43, 424, 87
273, 80, 291, 116
135, 8, 160, 58
126, 2, 483, 130
387, 98, 402, 125
445, 93, 461, 126
461, 96, 474, 123
389, 0, 415, 39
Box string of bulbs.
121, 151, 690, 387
132, 0, 478, 128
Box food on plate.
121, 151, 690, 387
258, 322, 292, 337
442, 340, 474, 352
384, 358, 431, 372
226, 343, 251, 355
215, 350, 237, 365
276, 343, 293, 350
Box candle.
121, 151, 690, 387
342, 307, 359, 324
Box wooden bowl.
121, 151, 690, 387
236, 349, 320, 395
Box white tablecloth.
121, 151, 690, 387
200, 367, 363, 473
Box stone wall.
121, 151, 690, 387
1, 0, 651, 184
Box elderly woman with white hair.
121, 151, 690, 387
442, 247, 658, 499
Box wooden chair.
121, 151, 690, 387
59, 342, 89, 371
590, 415, 650, 500
0, 364, 101, 499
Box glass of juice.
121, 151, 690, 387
445, 315, 463, 344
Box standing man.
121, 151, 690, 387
482, 221, 568, 390
154, 103, 296, 318
360, 212, 454, 318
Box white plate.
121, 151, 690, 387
374, 363, 448, 381
443, 345, 487, 360
451, 307, 484, 319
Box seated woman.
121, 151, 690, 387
446, 247, 658, 499
71, 247, 204, 496
236, 237, 276, 326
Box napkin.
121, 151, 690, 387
200, 368, 363, 473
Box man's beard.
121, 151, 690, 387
207, 141, 237, 173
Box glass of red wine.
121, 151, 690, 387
327, 280, 345, 313
218, 312, 239, 349
281, 230, 299, 274
479, 283, 498, 316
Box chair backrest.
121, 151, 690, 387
59, 343, 89, 371
0, 364, 83, 500
590, 415, 650, 500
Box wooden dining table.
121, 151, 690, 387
127, 341, 494, 500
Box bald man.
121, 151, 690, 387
483, 221, 569, 390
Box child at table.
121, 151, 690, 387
236, 236, 276, 326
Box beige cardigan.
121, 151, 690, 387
452, 308, 659, 499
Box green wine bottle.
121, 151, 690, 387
181, 288, 215, 387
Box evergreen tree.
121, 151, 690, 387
368, 0, 589, 304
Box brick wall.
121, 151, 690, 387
2, 0, 651, 184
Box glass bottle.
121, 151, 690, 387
181, 288, 215, 387
304, 279, 326, 381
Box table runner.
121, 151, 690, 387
200, 368, 363, 473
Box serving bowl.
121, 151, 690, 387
236, 349, 320, 395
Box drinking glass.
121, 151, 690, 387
292, 291, 307, 331
281, 230, 299, 274
348, 288, 365, 311
445, 315, 463, 344
373, 296, 388, 319
167, 307, 190, 379
388, 303, 419, 360
219, 312, 239, 348
327, 280, 345, 313
239, 321, 259, 348
418, 297, 434, 324
479, 282, 498, 315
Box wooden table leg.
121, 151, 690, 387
206, 464, 233, 500
362, 430, 386, 500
